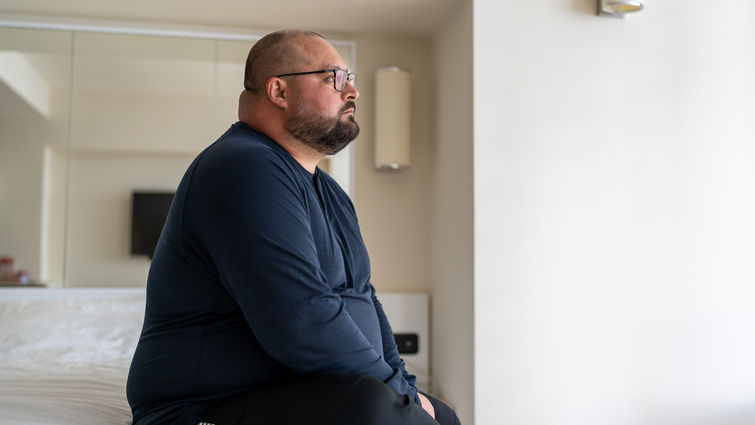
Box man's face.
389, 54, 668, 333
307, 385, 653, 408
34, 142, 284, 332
283, 37, 360, 156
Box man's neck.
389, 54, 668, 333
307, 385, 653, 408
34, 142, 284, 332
241, 120, 323, 174
275, 137, 324, 174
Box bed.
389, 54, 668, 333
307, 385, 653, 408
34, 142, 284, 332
0, 288, 143, 425
0, 288, 428, 425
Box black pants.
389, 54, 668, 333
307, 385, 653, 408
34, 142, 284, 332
191, 374, 461, 425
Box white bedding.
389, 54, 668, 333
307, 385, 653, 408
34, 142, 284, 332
0, 288, 145, 425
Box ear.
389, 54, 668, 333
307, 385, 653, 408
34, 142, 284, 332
266, 77, 288, 108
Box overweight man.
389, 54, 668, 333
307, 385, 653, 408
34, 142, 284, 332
126, 30, 460, 425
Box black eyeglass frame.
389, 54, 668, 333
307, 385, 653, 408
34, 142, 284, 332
275, 68, 357, 92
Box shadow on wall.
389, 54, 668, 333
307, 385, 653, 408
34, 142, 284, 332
572, 0, 600, 15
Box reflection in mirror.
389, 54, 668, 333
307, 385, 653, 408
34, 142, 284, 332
65, 32, 215, 287
0, 27, 72, 288
0, 25, 354, 288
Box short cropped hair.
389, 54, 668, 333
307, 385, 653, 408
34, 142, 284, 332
243, 30, 324, 94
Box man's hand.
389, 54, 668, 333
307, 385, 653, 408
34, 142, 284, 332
418, 392, 435, 419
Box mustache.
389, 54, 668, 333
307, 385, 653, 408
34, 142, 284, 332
340, 101, 356, 114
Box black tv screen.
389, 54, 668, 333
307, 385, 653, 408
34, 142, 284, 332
131, 192, 174, 259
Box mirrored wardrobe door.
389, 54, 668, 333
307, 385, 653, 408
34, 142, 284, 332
0, 27, 72, 287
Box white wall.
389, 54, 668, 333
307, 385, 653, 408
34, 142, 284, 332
430, 0, 474, 423
474, 1, 755, 424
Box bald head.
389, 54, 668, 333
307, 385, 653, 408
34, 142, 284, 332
243, 30, 324, 95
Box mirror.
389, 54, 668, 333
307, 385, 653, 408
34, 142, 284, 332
0, 25, 354, 288
0, 27, 72, 287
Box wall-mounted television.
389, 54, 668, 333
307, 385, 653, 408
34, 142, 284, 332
131, 192, 174, 259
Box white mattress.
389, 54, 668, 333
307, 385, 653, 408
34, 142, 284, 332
0, 288, 145, 425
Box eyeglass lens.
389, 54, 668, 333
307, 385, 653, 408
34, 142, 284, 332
334, 70, 356, 92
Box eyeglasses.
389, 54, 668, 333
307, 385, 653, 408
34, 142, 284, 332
275, 68, 357, 92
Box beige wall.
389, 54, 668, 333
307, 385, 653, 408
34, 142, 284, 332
349, 34, 434, 294
475, 1, 755, 424
429, 1, 474, 423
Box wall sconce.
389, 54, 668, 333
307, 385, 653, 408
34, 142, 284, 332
375, 67, 411, 171
598, 0, 644, 17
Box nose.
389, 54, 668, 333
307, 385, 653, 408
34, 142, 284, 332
342, 81, 359, 101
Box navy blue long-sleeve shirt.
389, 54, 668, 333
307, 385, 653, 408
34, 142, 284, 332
126, 122, 418, 424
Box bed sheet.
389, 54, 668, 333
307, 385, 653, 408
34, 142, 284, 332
0, 290, 145, 425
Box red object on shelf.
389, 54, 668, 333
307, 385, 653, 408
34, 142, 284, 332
0, 256, 15, 281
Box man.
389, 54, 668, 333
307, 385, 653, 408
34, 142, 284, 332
126, 30, 460, 425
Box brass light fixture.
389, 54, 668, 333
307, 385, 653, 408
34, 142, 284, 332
598, 0, 644, 17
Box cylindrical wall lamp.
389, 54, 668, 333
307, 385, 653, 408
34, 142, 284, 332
375, 67, 411, 171
598, 0, 644, 17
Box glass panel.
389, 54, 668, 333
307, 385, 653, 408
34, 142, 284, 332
66, 32, 215, 287
0, 27, 72, 287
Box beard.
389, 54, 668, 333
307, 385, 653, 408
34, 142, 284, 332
285, 101, 360, 156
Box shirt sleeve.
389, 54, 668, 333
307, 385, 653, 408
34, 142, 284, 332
371, 286, 420, 404
183, 147, 415, 399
